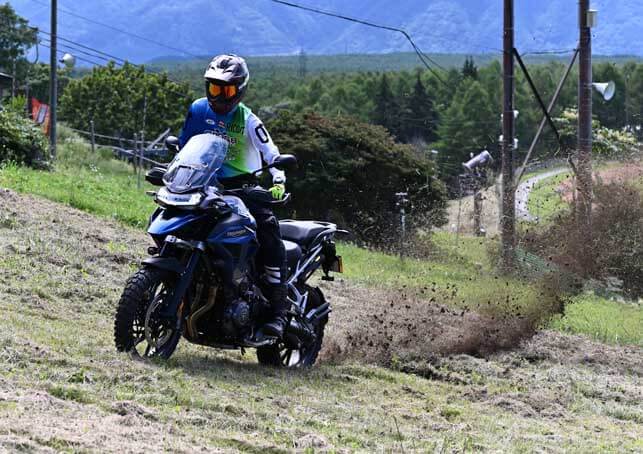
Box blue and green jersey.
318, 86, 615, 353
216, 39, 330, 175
179, 98, 285, 182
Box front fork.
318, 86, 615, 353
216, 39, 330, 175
156, 237, 206, 327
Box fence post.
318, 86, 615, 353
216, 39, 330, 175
90, 120, 96, 153
137, 132, 143, 189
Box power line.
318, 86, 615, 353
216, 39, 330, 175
38, 40, 105, 67
40, 37, 118, 65
28, 0, 200, 58
270, 0, 449, 86
38, 39, 194, 103
38, 30, 128, 64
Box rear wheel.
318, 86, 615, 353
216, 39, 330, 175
257, 286, 328, 368
114, 268, 181, 359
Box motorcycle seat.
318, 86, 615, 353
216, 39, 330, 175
279, 220, 335, 249
283, 240, 302, 268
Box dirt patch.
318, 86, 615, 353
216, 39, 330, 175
319, 280, 537, 365
559, 162, 643, 203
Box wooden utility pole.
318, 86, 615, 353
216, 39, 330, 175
501, 0, 515, 270
49, 0, 58, 158
577, 0, 593, 238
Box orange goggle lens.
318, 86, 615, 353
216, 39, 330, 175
208, 83, 238, 99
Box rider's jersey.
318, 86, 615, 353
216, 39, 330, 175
179, 98, 285, 182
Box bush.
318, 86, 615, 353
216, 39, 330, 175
0, 105, 49, 168
267, 111, 447, 246
525, 179, 643, 298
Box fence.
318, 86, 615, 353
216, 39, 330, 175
67, 124, 171, 188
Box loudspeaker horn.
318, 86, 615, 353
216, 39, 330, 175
463, 150, 493, 172
592, 81, 615, 101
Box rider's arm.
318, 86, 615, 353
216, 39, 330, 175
178, 101, 200, 148
247, 113, 285, 183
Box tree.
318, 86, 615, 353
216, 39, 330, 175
267, 111, 447, 245
59, 62, 193, 140
461, 56, 478, 80
0, 3, 37, 81
371, 73, 401, 138
592, 62, 626, 129
435, 79, 496, 182
399, 71, 437, 143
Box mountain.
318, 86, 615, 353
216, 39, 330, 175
10, 0, 643, 63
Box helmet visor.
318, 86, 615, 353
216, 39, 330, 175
207, 81, 238, 100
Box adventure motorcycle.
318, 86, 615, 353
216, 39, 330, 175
114, 134, 344, 367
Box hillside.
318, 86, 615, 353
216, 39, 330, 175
0, 189, 641, 451
12, 0, 643, 63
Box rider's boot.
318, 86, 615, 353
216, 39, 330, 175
263, 284, 288, 338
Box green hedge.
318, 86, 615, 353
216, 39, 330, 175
0, 105, 49, 168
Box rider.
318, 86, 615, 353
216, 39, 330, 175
179, 54, 288, 338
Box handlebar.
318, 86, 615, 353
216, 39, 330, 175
222, 187, 291, 205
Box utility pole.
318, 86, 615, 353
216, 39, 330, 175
49, 0, 58, 158
577, 0, 593, 243
501, 0, 515, 271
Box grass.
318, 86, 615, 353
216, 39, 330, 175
526, 171, 572, 223
0, 134, 156, 229
337, 233, 549, 321
550, 294, 642, 346
0, 131, 641, 451
0, 129, 639, 346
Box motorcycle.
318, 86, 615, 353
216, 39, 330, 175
114, 133, 344, 368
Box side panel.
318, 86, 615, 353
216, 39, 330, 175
207, 213, 258, 284
148, 211, 207, 236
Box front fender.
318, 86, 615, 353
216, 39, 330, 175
142, 257, 185, 275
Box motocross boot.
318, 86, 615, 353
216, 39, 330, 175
263, 284, 288, 338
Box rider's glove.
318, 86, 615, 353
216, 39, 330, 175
269, 183, 286, 200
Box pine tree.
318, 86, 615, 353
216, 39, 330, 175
371, 73, 401, 138
436, 80, 494, 180
462, 56, 478, 80
399, 72, 437, 143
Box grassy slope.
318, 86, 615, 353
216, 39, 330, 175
0, 132, 640, 347
550, 294, 642, 346
0, 189, 641, 452
525, 171, 572, 223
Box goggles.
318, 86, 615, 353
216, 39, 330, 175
207, 82, 238, 99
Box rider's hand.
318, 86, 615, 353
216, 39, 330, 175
269, 183, 286, 200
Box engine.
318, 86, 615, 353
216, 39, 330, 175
221, 299, 251, 338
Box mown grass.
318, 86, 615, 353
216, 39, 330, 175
550, 294, 642, 346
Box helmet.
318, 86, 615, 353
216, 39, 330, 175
204, 54, 249, 115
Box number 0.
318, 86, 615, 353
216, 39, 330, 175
255, 124, 270, 144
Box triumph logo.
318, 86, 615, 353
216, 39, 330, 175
226, 229, 247, 238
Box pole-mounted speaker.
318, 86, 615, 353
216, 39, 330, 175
592, 81, 615, 101
463, 150, 493, 172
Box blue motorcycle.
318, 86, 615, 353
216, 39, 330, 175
114, 134, 344, 367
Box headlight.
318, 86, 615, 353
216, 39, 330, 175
156, 187, 203, 207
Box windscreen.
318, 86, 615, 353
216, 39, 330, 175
163, 134, 228, 193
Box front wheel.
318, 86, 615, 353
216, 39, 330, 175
114, 268, 181, 359
257, 286, 328, 368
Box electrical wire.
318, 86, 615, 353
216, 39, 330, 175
39, 37, 119, 65
37, 40, 105, 67
270, 0, 449, 86
28, 0, 200, 58
38, 30, 128, 65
